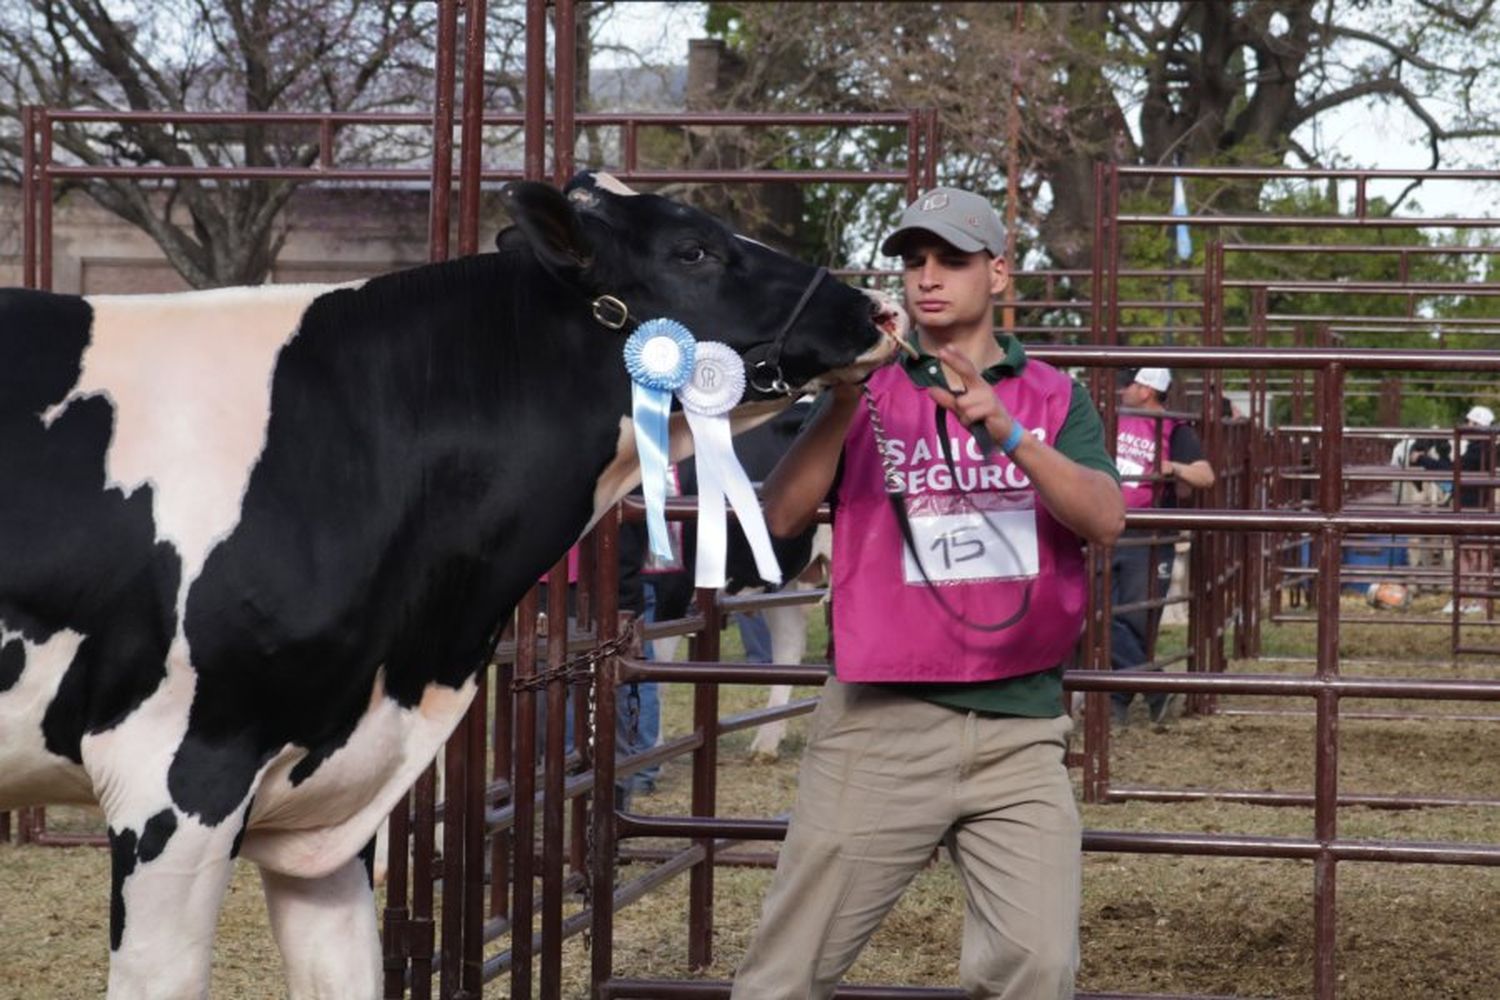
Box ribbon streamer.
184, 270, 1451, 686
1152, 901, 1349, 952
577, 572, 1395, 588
678, 342, 782, 590
624, 319, 696, 561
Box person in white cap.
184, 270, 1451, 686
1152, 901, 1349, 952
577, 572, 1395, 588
1414, 403, 1496, 613
732, 187, 1126, 1000
1111, 367, 1215, 725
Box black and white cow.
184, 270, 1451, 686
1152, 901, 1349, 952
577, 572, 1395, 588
0, 172, 901, 999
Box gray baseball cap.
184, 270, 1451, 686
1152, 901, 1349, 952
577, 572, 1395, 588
880, 187, 1006, 257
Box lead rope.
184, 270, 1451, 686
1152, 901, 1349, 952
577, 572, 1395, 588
861, 386, 1030, 633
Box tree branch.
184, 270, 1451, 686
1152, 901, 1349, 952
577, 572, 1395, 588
1415, 0, 1496, 31
1327, 23, 1476, 77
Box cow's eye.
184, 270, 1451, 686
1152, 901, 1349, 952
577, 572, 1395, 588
674, 245, 708, 264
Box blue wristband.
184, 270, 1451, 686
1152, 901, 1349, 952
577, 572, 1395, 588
1000, 421, 1026, 455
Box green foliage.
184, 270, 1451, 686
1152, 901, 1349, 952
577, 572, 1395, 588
1109, 182, 1500, 427
702, 3, 745, 43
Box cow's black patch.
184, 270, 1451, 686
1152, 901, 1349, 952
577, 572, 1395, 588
0, 291, 180, 764
359, 836, 377, 889
107, 824, 138, 951
0, 288, 90, 417
229, 798, 254, 860
0, 638, 24, 694
137, 808, 178, 863
174, 253, 625, 823
106, 810, 176, 951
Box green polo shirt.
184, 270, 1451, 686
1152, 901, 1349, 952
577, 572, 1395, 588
847, 333, 1119, 717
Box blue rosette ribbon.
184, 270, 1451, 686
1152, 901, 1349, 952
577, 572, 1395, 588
624, 318, 697, 561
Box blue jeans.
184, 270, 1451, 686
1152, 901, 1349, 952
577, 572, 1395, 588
1110, 531, 1176, 717
533, 581, 659, 795
735, 611, 773, 664
618, 582, 664, 793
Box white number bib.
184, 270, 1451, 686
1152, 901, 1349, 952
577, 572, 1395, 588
901, 505, 1040, 585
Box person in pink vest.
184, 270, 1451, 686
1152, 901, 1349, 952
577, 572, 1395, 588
730, 188, 1124, 1000
1111, 367, 1215, 725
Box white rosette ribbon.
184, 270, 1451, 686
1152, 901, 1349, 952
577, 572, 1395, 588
624, 318, 696, 562
677, 341, 782, 590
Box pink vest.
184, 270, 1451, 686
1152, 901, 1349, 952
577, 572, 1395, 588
832, 361, 1088, 684
1115, 413, 1175, 510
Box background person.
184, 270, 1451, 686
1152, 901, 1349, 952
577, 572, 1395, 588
1411, 403, 1497, 614
1111, 367, 1215, 725
731, 187, 1124, 1000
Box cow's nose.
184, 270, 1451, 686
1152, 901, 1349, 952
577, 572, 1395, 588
869, 291, 909, 344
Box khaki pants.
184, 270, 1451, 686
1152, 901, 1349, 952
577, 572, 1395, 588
731, 679, 1080, 1000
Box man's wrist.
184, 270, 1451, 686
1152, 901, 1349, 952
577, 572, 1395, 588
999, 420, 1027, 455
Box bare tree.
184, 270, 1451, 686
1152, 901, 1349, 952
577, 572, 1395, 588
704, 1, 1500, 270
0, 0, 436, 287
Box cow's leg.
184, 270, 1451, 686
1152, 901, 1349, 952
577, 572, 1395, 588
372, 819, 390, 886
748, 600, 809, 761
260, 855, 382, 1000
104, 806, 238, 1000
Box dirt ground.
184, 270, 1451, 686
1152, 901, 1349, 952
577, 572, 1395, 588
4, 595, 1500, 998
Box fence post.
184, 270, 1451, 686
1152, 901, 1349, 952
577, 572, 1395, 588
687, 587, 722, 969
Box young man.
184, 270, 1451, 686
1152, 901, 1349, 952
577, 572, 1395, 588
1110, 368, 1215, 724
730, 188, 1124, 1000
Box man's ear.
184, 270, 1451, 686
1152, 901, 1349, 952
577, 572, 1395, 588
499, 181, 593, 280
989, 254, 1010, 296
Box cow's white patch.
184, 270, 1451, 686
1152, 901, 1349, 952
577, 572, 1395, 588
241, 672, 478, 880
0, 626, 92, 808
66, 285, 345, 591
81, 634, 201, 829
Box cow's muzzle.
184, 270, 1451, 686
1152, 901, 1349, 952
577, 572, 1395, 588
813, 290, 906, 388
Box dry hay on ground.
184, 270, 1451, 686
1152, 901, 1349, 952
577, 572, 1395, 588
6, 601, 1500, 998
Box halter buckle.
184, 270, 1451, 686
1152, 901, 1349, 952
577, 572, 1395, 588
591, 295, 629, 330
749, 358, 792, 397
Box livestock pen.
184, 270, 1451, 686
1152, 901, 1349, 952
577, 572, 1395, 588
7, 3, 1500, 999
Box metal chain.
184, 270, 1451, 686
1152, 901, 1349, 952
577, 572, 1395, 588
580, 621, 605, 950
510, 617, 637, 949
862, 384, 906, 495
509, 619, 636, 692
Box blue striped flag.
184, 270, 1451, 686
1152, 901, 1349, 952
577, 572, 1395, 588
1172, 175, 1192, 261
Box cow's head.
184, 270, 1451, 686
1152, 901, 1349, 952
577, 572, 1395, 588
498, 172, 903, 399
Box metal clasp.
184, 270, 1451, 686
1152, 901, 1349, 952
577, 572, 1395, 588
748, 358, 792, 396
591, 295, 629, 330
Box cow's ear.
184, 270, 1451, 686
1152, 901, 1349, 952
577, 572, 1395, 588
500, 181, 594, 279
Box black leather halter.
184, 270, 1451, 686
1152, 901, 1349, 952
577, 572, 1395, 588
588, 264, 830, 397
745, 266, 830, 396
